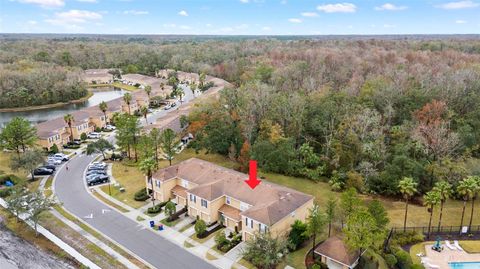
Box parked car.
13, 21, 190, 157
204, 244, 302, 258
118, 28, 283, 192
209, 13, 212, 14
72, 139, 82, 145
87, 132, 101, 139
164, 105, 171, 110
86, 170, 107, 176
53, 153, 69, 161
86, 174, 109, 186
171, 102, 177, 107
33, 167, 54, 175
41, 164, 56, 171
105, 124, 116, 130
47, 158, 62, 165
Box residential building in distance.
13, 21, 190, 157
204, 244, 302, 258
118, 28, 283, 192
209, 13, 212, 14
147, 158, 314, 241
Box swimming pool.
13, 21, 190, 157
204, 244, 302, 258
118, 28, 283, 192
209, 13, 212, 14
449, 262, 480, 269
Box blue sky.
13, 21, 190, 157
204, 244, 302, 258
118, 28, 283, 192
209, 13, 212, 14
0, 0, 479, 35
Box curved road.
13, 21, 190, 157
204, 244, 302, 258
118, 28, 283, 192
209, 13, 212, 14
54, 86, 216, 269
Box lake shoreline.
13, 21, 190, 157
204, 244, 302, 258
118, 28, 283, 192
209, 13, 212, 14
0, 91, 94, 113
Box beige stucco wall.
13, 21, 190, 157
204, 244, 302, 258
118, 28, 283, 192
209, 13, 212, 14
188, 195, 225, 224
90, 116, 107, 128
269, 198, 314, 238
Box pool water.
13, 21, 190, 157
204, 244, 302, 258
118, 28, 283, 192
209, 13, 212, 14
449, 262, 480, 269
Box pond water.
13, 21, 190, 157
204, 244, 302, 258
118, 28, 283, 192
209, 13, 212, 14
0, 87, 126, 127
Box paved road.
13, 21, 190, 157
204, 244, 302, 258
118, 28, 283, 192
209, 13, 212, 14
55, 154, 215, 269
54, 84, 216, 269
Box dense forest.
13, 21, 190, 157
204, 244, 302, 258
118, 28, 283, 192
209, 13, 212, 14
0, 61, 86, 108
1, 37, 480, 196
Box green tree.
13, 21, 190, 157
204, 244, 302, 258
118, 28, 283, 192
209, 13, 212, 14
0, 117, 37, 155
242, 232, 288, 269
63, 114, 75, 142
367, 199, 389, 232
432, 181, 452, 232
456, 177, 479, 232
140, 105, 149, 124
144, 85, 152, 101
115, 113, 140, 161
86, 138, 114, 160
99, 101, 108, 125
306, 203, 327, 259
6, 188, 28, 222
10, 150, 44, 180
159, 128, 177, 166
199, 73, 206, 89
123, 93, 133, 115
468, 176, 480, 231
343, 209, 377, 254
49, 144, 59, 154
165, 201, 176, 218
288, 220, 308, 250
139, 157, 157, 207
24, 190, 56, 236
195, 219, 207, 236
340, 188, 360, 226
190, 82, 197, 95
423, 190, 441, 238
149, 128, 161, 163
398, 177, 418, 231
80, 132, 88, 141
325, 196, 337, 237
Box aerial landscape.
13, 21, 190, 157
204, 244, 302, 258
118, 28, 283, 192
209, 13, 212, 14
0, 1, 480, 269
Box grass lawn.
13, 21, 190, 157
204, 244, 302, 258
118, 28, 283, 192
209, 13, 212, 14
101, 161, 148, 209
26, 177, 42, 192
0, 152, 15, 175
233, 259, 256, 269
184, 240, 194, 248
89, 83, 139, 92
136, 216, 145, 222
160, 217, 182, 227
179, 223, 194, 233
409, 241, 432, 264
190, 228, 225, 244
459, 240, 480, 253
44, 176, 53, 198
206, 251, 218, 260
91, 190, 129, 213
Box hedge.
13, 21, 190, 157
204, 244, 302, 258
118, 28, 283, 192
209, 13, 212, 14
134, 188, 149, 201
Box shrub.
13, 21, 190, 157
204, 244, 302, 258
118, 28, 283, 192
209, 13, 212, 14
134, 188, 149, 201
49, 144, 59, 154
80, 133, 88, 141
165, 201, 176, 217
346, 170, 365, 192
194, 219, 207, 237
147, 205, 162, 214
384, 254, 398, 268
410, 264, 425, 269
392, 231, 424, 246
95, 127, 102, 132
215, 232, 228, 247
288, 220, 308, 251
394, 249, 412, 269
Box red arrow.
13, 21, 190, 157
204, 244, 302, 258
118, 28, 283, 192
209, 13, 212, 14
245, 160, 261, 189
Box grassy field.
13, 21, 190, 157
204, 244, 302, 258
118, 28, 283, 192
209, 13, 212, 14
0, 152, 18, 175
91, 190, 129, 213
89, 82, 139, 92
100, 162, 148, 209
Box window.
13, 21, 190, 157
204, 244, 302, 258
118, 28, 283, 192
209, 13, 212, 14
250, 219, 253, 228
201, 199, 208, 208
155, 180, 160, 187
226, 196, 231, 205
190, 194, 196, 203
181, 179, 188, 188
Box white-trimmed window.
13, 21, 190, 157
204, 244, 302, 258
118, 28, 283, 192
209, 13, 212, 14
155, 180, 161, 187
190, 194, 196, 203
201, 199, 208, 208
226, 196, 231, 205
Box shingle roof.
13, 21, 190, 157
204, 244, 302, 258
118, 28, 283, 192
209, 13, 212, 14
152, 158, 313, 225
314, 236, 361, 267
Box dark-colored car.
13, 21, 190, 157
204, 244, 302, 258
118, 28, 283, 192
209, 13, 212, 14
86, 170, 107, 177
33, 167, 54, 175
86, 175, 109, 186
41, 164, 56, 171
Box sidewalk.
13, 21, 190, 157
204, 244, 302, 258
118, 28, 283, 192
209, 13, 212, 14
91, 185, 248, 269
0, 198, 101, 269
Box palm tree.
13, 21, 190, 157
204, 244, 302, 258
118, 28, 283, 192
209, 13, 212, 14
456, 177, 477, 233
468, 176, 480, 232
140, 106, 148, 124
177, 87, 185, 103
123, 93, 132, 114
99, 101, 108, 125
139, 157, 157, 207
144, 85, 152, 101
423, 190, 440, 239
398, 177, 418, 232
63, 114, 74, 142
433, 181, 452, 232
190, 82, 197, 95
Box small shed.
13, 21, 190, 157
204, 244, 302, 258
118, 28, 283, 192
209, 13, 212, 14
314, 236, 362, 269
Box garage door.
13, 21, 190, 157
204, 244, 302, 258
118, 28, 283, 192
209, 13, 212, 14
326, 258, 344, 269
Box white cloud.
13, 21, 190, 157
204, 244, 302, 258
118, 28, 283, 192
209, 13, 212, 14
375, 3, 407, 11
45, 10, 102, 26
178, 10, 188, 16
17, 0, 64, 8
123, 10, 149, 15
179, 25, 191, 30
437, 1, 479, 9
301, 12, 319, 17
288, 18, 302, 23
317, 3, 356, 13
240, 0, 249, 3
455, 20, 467, 23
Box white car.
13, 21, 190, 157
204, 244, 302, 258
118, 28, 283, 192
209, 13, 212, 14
88, 132, 101, 139
105, 125, 116, 130
47, 158, 62, 165
53, 153, 69, 161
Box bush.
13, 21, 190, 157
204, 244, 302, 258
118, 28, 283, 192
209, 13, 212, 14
384, 253, 398, 268
80, 133, 88, 141
194, 219, 207, 237
410, 264, 425, 269
215, 232, 228, 247
165, 201, 176, 217
49, 144, 59, 154
394, 249, 413, 269
0, 174, 23, 198
134, 188, 149, 201
288, 220, 308, 251
147, 205, 162, 214
392, 231, 424, 246
95, 127, 102, 132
